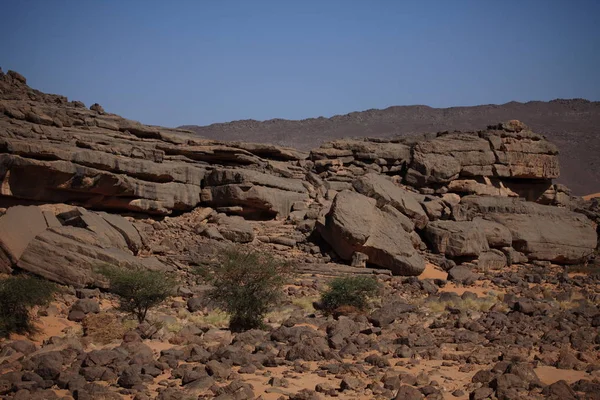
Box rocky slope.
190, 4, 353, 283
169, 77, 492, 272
181, 99, 600, 196
0, 70, 599, 400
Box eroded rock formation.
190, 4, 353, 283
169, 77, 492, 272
0, 205, 167, 287
0, 70, 597, 278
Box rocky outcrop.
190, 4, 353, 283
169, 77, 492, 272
0, 72, 306, 216
0, 70, 596, 276
406, 123, 559, 188
0, 205, 167, 287
310, 121, 560, 201
317, 190, 425, 275
305, 120, 597, 268
455, 196, 597, 264
2, 70, 600, 400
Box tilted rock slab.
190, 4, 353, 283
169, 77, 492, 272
0, 205, 168, 286
352, 173, 428, 229
317, 190, 425, 275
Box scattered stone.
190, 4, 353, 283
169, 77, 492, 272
340, 376, 366, 391
394, 385, 424, 400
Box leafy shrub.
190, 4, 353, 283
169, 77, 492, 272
0, 275, 57, 337
98, 265, 176, 323
320, 275, 380, 315
196, 249, 291, 332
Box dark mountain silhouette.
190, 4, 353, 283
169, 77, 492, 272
181, 99, 600, 195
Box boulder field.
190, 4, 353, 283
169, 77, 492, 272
0, 70, 597, 283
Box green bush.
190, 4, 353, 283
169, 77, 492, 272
196, 249, 291, 332
320, 275, 380, 315
99, 265, 176, 323
0, 275, 57, 337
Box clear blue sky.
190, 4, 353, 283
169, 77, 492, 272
1, 0, 599, 127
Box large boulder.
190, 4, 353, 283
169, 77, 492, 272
405, 151, 462, 186
18, 226, 167, 287
0, 206, 48, 273
216, 215, 255, 243
425, 220, 489, 258
59, 207, 130, 251
491, 212, 595, 264
97, 211, 144, 254
353, 173, 428, 229
0, 205, 167, 286
317, 190, 425, 275
405, 133, 495, 186
457, 196, 597, 264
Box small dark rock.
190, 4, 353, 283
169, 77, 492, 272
542, 380, 577, 399
90, 103, 105, 113
394, 385, 424, 400
117, 366, 142, 388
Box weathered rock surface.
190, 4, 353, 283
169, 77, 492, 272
447, 177, 518, 197
0, 205, 48, 273
571, 197, 600, 250
0, 72, 306, 216
425, 220, 490, 258
201, 168, 308, 218
456, 196, 597, 264
311, 121, 560, 202
0, 205, 167, 287
352, 173, 428, 229
472, 217, 513, 248
405, 124, 559, 190
215, 215, 255, 243
317, 190, 425, 275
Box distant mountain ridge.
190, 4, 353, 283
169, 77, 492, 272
180, 99, 600, 195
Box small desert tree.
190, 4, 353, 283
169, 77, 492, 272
320, 275, 380, 315
99, 265, 176, 323
0, 275, 57, 337
196, 249, 291, 332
